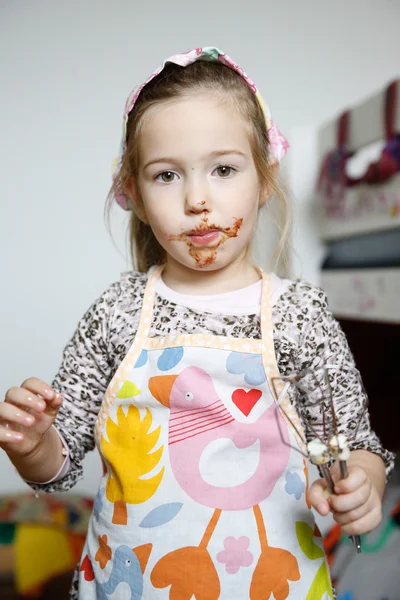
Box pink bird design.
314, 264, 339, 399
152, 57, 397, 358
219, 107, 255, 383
148, 366, 300, 600
149, 366, 290, 510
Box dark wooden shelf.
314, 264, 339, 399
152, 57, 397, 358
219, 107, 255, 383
339, 317, 400, 453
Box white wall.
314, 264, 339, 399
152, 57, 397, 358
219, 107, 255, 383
1, 0, 400, 496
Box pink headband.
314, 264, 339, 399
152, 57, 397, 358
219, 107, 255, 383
113, 46, 289, 210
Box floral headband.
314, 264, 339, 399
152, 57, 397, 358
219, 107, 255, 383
113, 46, 289, 210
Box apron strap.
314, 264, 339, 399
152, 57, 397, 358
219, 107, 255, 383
259, 270, 307, 453
94, 265, 164, 437
135, 264, 164, 343
259, 269, 275, 364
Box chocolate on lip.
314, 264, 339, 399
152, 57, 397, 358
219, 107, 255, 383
169, 218, 243, 243
168, 217, 243, 268
188, 228, 220, 237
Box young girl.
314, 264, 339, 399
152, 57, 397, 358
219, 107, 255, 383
1, 47, 395, 599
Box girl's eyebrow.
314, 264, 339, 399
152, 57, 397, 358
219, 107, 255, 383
143, 157, 179, 170
209, 149, 247, 158
143, 149, 247, 170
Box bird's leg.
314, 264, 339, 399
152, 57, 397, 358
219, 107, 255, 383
250, 505, 300, 600
253, 504, 269, 550
151, 509, 222, 600
199, 508, 222, 549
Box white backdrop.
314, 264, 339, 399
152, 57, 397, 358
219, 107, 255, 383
1, 0, 400, 497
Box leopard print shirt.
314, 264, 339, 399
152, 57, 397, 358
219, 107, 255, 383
28, 270, 394, 498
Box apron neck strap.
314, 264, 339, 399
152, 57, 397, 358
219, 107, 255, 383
137, 264, 273, 343
135, 264, 165, 341
259, 269, 274, 347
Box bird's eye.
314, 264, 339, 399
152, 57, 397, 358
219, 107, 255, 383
185, 392, 194, 400
125, 559, 131, 567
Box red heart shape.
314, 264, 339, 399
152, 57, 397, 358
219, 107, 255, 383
232, 389, 262, 416
80, 554, 95, 582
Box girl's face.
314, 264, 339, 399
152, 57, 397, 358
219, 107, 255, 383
136, 93, 265, 273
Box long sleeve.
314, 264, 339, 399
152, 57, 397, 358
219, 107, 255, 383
294, 284, 396, 479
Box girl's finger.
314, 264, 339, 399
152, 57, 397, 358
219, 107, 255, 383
0, 423, 24, 443
334, 466, 367, 494
4, 388, 46, 412
332, 494, 373, 525
39, 391, 62, 416
5, 386, 62, 415
0, 402, 36, 427
22, 379, 63, 412
20, 378, 56, 402
308, 479, 331, 515
341, 504, 383, 537
329, 480, 372, 513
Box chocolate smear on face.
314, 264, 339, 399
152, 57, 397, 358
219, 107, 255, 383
168, 216, 243, 268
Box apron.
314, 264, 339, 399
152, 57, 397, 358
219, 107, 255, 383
78, 266, 334, 600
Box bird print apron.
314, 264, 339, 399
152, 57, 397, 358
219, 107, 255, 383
78, 266, 334, 600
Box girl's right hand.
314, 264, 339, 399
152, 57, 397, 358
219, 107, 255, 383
0, 378, 62, 458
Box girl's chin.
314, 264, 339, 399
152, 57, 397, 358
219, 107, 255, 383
168, 249, 242, 272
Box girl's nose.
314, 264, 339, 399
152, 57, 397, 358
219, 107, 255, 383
184, 181, 211, 214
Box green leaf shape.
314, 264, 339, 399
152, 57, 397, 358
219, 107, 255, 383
306, 562, 334, 600
296, 522, 325, 560
117, 381, 140, 399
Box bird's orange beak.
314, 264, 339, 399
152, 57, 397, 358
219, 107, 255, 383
148, 375, 178, 408
132, 543, 152, 574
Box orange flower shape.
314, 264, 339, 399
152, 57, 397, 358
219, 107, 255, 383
95, 534, 112, 569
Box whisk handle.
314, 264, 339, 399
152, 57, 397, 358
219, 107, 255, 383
339, 460, 362, 554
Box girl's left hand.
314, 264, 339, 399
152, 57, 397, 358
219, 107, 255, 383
309, 464, 383, 536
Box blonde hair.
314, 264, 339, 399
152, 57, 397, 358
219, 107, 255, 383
107, 60, 290, 273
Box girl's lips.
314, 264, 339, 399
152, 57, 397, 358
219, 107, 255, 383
187, 230, 221, 245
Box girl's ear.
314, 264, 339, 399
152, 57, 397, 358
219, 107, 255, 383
259, 161, 279, 208
125, 179, 149, 224
259, 184, 272, 208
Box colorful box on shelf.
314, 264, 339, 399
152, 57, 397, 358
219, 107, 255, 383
321, 268, 400, 323
317, 80, 400, 240
320, 174, 400, 239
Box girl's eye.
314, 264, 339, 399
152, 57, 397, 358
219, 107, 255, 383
156, 171, 177, 183
215, 165, 235, 178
